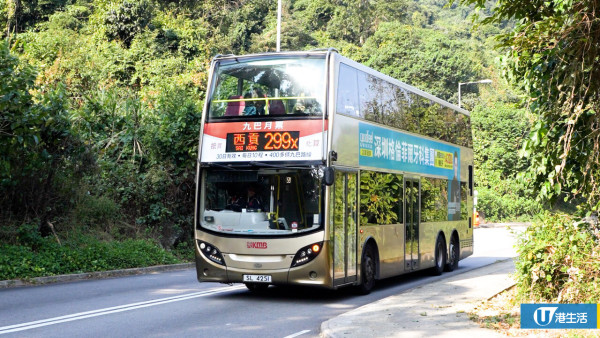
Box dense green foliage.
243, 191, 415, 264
515, 213, 600, 303
0, 224, 182, 280
451, 0, 600, 305
0, 42, 90, 236
456, 0, 600, 212
358, 22, 483, 101
0, 0, 536, 278
471, 102, 540, 221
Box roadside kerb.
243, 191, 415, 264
0, 263, 194, 289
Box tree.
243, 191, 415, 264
359, 22, 483, 101
3, 0, 71, 38
471, 102, 540, 221
104, 0, 153, 48
454, 0, 600, 211
0, 42, 90, 234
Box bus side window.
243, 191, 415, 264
337, 63, 359, 116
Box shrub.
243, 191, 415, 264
476, 185, 541, 223
71, 194, 120, 231
0, 43, 91, 228
0, 235, 181, 280
515, 212, 600, 303
104, 0, 153, 47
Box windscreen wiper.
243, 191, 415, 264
202, 162, 237, 170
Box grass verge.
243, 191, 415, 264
0, 233, 188, 281
469, 287, 600, 337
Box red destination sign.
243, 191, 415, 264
226, 131, 300, 152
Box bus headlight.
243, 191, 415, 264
291, 242, 323, 267
197, 240, 226, 266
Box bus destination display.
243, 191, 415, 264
226, 131, 300, 152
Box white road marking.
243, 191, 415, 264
0, 285, 245, 335
283, 329, 311, 338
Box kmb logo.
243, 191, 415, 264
247, 242, 267, 249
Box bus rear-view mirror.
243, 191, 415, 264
324, 167, 334, 186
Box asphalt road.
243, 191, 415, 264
0, 226, 521, 338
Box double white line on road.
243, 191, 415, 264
0, 285, 246, 335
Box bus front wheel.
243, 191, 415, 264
357, 245, 376, 295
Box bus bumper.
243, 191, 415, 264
195, 241, 333, 287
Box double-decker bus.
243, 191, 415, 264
195, 49, 474, 293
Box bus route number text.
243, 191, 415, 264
226, 131, 300, 152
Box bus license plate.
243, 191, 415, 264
243, 275, 272, 283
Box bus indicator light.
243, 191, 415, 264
291, 242, 324, 267
197, 240, 226, 266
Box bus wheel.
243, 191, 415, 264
445, 235, 459, 272
357, 245, 376, 295
245, 283, 269, 292
432, 236, 446, 276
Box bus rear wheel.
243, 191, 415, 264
245, 283, 269, 292
445, 235, 459, 272
357, 245, 376, 295
432, 236, 446, 276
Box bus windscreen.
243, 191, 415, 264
200, 168, 323, 235
208, 56, 326, 118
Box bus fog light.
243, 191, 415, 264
309, 271, 317, 279
203, 269, 209, 276
291, 242, 323, 267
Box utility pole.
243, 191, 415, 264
276, 0, 282, 52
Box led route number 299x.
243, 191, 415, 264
264, 132, 298, 150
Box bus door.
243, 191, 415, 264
331, 171, 358, 286
404, 178, 420, 271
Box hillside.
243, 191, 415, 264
0, 0, 534, 278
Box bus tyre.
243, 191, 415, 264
357, 245, 376, 295
445, 235, 459, 272
245, 283, 269, 293
432, 236, 446, 276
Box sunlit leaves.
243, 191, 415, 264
360, 22, 483, 101
455, 0, 600, 211
104, 1, 153, 48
